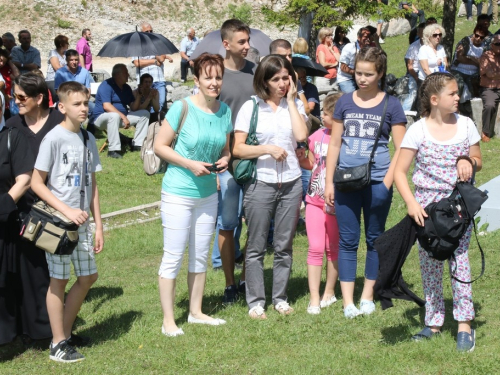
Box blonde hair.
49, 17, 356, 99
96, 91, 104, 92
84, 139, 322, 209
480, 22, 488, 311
418, 72, 456, 117
293, 38, 308, 54
318, 27, 333, 44
322, 93, 343, 115
422, 24, 446, 47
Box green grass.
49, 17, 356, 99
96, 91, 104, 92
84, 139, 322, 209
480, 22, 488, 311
2, 18, 500, 373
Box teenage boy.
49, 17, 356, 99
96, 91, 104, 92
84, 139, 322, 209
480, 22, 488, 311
213, 19, 255, 304
31, 81, 104, 363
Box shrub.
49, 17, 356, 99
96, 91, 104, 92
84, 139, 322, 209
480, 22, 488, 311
57, 19, 72, 29
228, 3, 252, 25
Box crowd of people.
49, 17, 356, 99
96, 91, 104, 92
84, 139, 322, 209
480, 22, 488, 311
0, 8, 494, 363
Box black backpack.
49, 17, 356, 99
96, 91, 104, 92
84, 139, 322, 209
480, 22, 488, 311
417, 180, 488, 282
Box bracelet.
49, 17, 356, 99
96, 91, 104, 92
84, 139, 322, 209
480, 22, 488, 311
456, 155, 473, 166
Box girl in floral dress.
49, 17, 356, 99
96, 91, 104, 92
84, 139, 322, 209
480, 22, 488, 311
394, 72, 482, 352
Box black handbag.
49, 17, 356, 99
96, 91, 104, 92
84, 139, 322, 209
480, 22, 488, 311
417, 165, 488, 283
231, 98, 259, 185
17, 128, 89, 255
334, 95, 389, 192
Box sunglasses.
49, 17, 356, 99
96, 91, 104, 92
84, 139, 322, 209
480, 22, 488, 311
474, 33, 486, 40
493, 42, 500, 46
432, 33, 442, 38
13, 93, 30, 102
144, 30, 153, 33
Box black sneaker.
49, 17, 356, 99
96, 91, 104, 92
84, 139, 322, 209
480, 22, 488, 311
49, 340, 85, 363
67, 333, 91, 347
222, 284, 239, 305
107, 150, 123, 159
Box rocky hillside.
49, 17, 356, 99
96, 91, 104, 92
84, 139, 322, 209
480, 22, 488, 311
1, 0, 295, 61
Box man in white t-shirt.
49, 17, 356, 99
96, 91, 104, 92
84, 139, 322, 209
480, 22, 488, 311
337, 27, 371, 93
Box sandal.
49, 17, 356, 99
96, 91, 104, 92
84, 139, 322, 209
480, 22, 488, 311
274, 301, 294, 315
411, 326, 441, 341
248, 304, 267, 320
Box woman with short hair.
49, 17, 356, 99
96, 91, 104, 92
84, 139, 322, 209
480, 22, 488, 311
154, 53, 231, 337
315, 27, 341, 94
46, 35, 69, 101
233, 55, 308, 319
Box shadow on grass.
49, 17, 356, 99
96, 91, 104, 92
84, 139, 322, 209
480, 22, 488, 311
380, 300, 485, 345
84, 285, 125, 312
0, 336, 51, 362
78, 310, 143, 346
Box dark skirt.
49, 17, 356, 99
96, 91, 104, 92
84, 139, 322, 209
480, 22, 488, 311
0, 216, 51, 345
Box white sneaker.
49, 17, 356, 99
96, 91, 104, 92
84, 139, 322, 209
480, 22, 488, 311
359, 300, 376, 315
320, 295, 338, 308
307, 304, 321, 315
344, 304, 362, 319
379, 37, 385, 44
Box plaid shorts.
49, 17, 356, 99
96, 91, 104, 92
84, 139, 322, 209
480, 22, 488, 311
46, 223, 98, 280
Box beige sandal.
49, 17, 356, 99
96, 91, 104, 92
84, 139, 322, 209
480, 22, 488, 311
274, 301, 294, 315
248, 303, 267, 320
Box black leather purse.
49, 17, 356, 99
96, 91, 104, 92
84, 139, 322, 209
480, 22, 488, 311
334, 95, 389, 192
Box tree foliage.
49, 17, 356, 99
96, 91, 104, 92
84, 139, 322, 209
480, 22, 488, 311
262, 0, 407, 32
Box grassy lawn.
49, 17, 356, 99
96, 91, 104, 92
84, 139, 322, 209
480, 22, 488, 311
1, 17, 500, 374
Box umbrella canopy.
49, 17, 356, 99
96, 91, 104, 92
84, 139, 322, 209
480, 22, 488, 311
291, 57, 328, 77
190, 28, 272, 60
97, 31, 179, 58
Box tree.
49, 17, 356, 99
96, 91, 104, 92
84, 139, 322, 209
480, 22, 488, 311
442, 0, 458, 59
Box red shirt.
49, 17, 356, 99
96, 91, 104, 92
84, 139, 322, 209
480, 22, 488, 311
0, 65, 12, 108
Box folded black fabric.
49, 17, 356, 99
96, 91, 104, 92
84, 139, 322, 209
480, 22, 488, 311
374, 215, 425, 310
0, 193, 17, 223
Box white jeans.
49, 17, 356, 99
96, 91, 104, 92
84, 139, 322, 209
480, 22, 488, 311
158, 191, 218, 279
94, 109, 150, 151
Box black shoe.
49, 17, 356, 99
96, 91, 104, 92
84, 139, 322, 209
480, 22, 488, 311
235, 254, 244, 264
108, 150, 123, 159
238, 280, 246, 295
131, 146, 142, 152
67, 333, 91, 347
222, 284, 239, 305
49, 340, 85, 363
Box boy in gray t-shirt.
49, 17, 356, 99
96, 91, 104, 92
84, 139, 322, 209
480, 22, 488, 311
32, 82, 103, 363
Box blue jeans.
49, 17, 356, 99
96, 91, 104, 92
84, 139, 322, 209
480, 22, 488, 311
401, 75, 418, 111
338, 79, 357, 94
466, 0, 483, 18
153, 81, 166, 113
335, 181, 393, 282
300, 168, 311, 202
210, 171, 244, 268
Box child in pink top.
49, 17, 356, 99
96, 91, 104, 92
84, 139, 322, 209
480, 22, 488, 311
298, 94, 342, 314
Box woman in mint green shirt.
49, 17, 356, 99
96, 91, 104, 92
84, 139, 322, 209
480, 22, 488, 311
154, 53, 231, 337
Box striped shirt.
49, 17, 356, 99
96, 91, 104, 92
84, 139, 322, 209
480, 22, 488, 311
10, 46, 41, 74
132, 55, 165, 84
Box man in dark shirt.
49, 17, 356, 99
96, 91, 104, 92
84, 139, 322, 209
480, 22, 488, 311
93, 64, 150, 158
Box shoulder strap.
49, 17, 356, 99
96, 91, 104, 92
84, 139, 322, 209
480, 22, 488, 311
451, 219, 485, 284
177, 99, 189, 139
369, 94, 389, 164
246, 97, 259, 144
7, 127, 13, 182
80, 128, 89, 211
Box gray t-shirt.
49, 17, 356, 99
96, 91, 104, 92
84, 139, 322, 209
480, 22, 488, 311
219, 60, 256, 126
35, 125, 102, 213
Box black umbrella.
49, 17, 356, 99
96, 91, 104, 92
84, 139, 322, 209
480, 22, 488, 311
291, 57, 328, 77
190, 28, 272, 60
97, 31, 179, 58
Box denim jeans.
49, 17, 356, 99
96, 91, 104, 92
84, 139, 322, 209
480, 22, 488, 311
465, 0, 482, 18
335, 181, 393, 282
152, 81, 166, 113
338, 79, 357, 94
210, 171, 244, 268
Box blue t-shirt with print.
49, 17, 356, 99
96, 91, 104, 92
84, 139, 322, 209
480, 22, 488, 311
333, 93, 406, 181
162, 97, 232, 198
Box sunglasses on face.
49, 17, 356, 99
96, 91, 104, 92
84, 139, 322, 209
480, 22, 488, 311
13, 93, 30, 102
493, 42, 500, 46
144, 30, 153, 33
474, 33, 486, 40
432, 33, 442, 38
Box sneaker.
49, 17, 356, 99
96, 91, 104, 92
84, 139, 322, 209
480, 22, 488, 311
307, 304, 321, 315
320, 295, 337, 308
235, 254, 244, 264
359, 300, 376, 315
67, 333, 91, 347
456, 329, 475, 352
107, 150, 123, 159
379, 37, 385, 44
49, 340, 85, 363
222, 284, 239, 305
344, 304, 361, 319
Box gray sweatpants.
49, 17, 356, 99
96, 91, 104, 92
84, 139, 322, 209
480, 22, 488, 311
94, 109, 150, 151
243, 178, 302, 310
